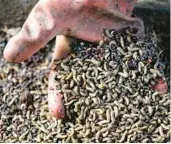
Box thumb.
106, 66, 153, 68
48, 35, 73, 119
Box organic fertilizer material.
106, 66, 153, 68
0, 26, 170, 143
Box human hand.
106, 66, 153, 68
3, 0, 144, 119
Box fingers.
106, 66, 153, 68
51, 35, 75, 62
48, 70, 65, 119
3, 0, 58, 63
48, 35, 74, 119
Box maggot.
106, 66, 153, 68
161, 124, 170, 130
163, 99, 170, 106
138, 61, 145, 73
126, 118, 134, 125
62, 89, 73, 94
152, 136, 162, 142
104, 29, 113, 38
106, 109, 111, 122
152, 91, 160, 101
97, 120, 109, 126
97, 67, 103, 72
139, 49, 143, 57
73, 86, 80, 96
114, 106, 119, 118
86, 85, 94, 92
109, 40, 117, 48
92, 97, 100, 104
120, 36, 125, 48
106, 92, 112, 102
158, 126, 164, 137
71, 68, 77, 83
77, 59, 84, 66
89, 90, 98, 97
61, 61, 70, 71
87, 79, 96, 90
131, 70, 136, 79
81, 73, 86, 87
141, 138, 149, 143
69, 80, 75, 88
159, 95, 167, 104
93, 67, 98, 78
121, 85, 133, 94
118, 76, 123, 84
19, 130, 30, 141
128, 104, 139, 113
86, 70, 94, 79
118, 130, 127, 143
117, 47, 127, 55
100, 123, 113, 132
83, 129, 91, 137
65, 99, 77, 106
127, 36, 131, 42
104, 52, 111, 60
84, 98, 91, 106
123, 114, 132, 119
12, 131, 18, 138
128, 46, 140, 52
104, 62, 108, 71
97, 74, 106, 80
53, 59, 62, 65
62, 84, 69, 89
91, 58, 101, 66
130, 135, 137, 142
82, 65, 89, 71
63, 55, 71, 63
114, 88, 121, 93
95, 131, 102, 140
56, 134, 67, 139
77, 75, 82, 82
118, 71, 129, 78
102, 137, 112, 142
8, 95, 17, 107
113, 67, 120, 75
108, 81, 116, 89
104, 76, 114, 84
133, 52, 138, 59
75, 125, 84, 131
152, 68, 163, 78
147, 105, 153, 116
140, 107, 149, 119
143, 65, 147, 75
137, 126, 148, 131
80, 90, 88, 97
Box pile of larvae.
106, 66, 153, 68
52, 27, 170, 143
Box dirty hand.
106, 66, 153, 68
3, 0, 144, 119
